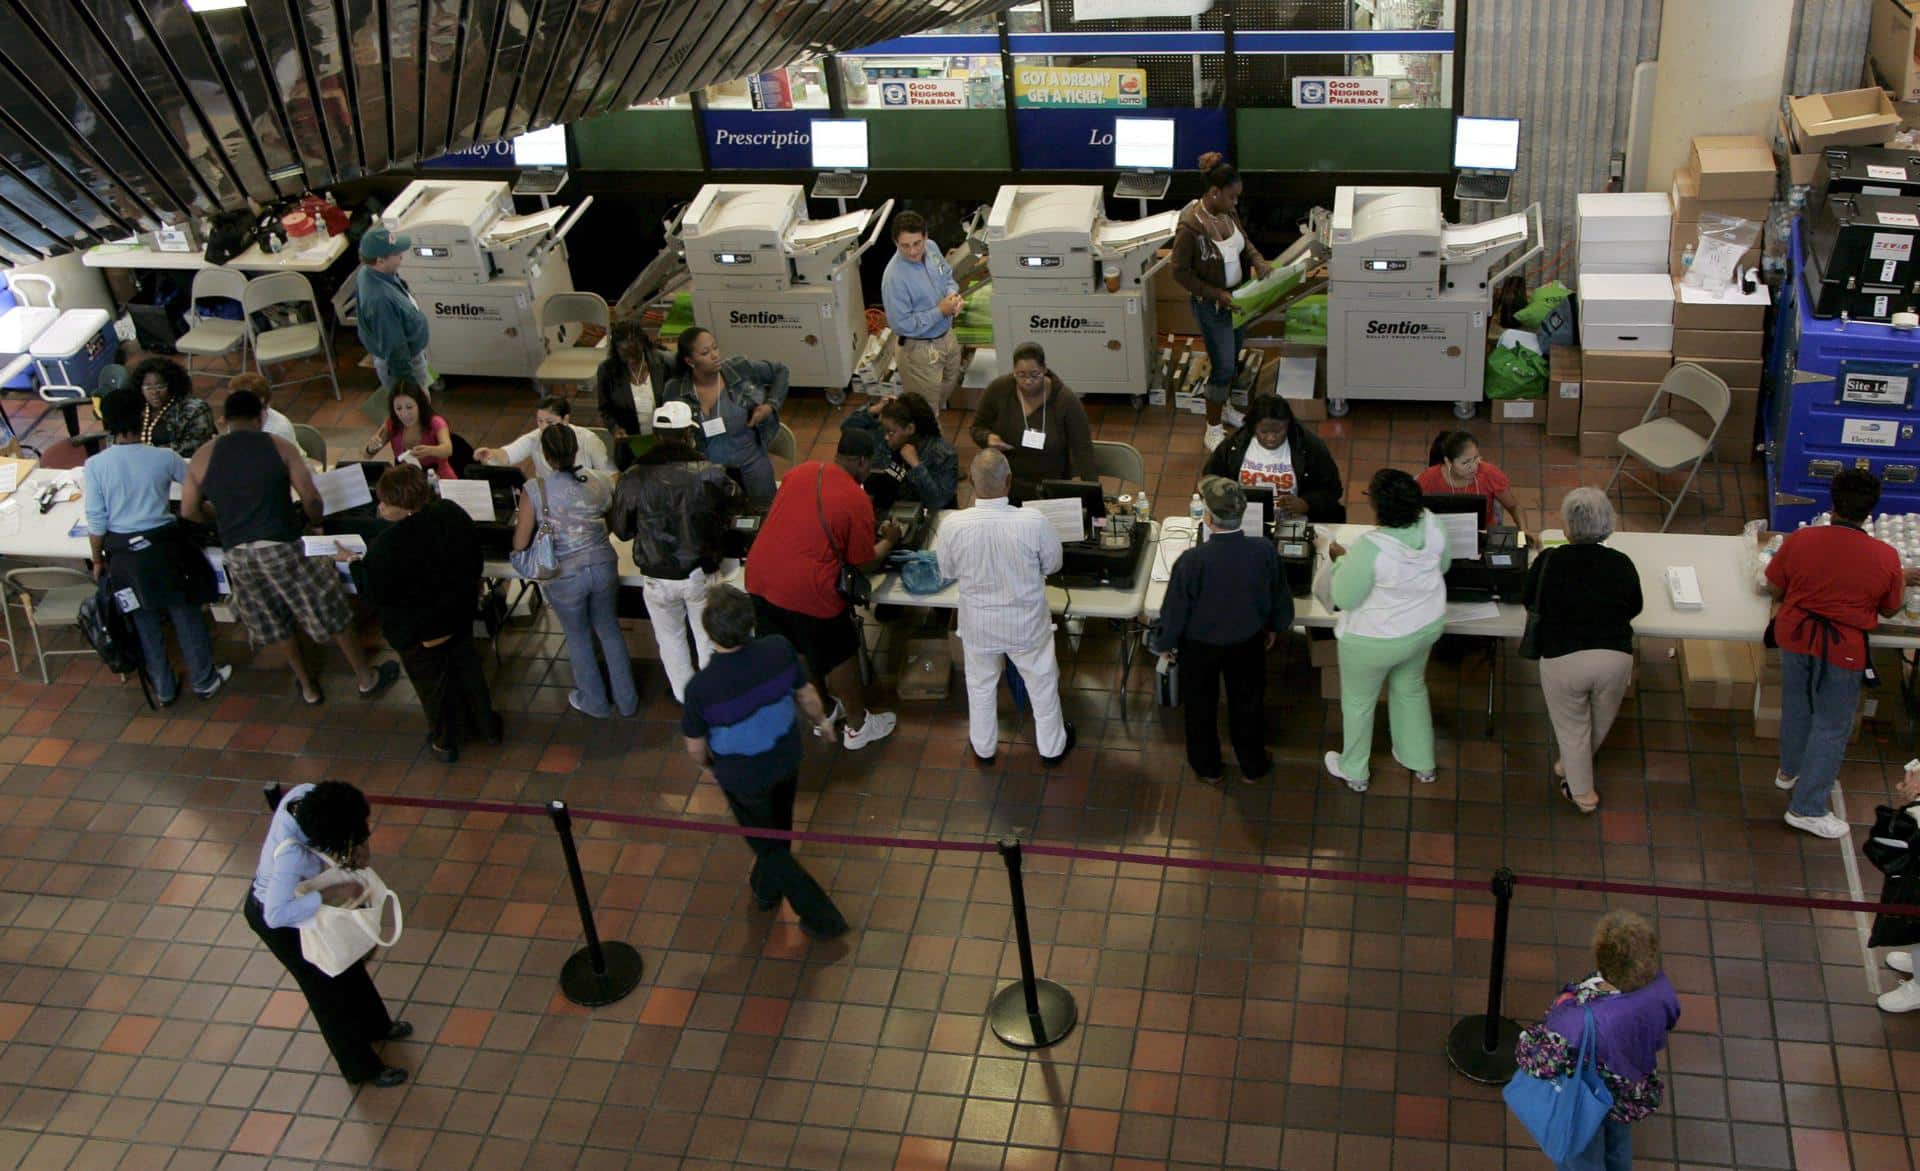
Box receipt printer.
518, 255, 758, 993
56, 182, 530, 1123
1275, 517, 1316, 597
1443, 525, 1531, 603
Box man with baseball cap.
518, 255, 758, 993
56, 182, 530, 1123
607, 398, 741, 702
1150, 475, 1292, 784
355, 227, 433, 398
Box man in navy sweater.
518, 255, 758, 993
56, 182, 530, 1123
1152, 477, 1293, 784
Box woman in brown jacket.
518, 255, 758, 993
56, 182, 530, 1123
969, 341, 1098, 503
1170, 153, 1271, 453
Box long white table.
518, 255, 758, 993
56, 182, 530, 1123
82, 235, 350, 275
868, 510, 1159, 621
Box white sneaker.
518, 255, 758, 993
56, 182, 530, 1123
1888, 951, 1914, 975
1393, 751, 1437, 784
1878, 978, 1920, 1013
1203, 423, 1226, 452
1784, 810, 1850, 839
814, 699, 844, 739
843, 710, 897, 750
1324, 751, 1368, 793
1221, 404, 1246, 428
1773, 771, 1797, 791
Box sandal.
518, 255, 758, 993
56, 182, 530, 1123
1559, 780, 1598, 815
1553, 760, 1566, 780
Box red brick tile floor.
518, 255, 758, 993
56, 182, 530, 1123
0, 344, 1917, 1169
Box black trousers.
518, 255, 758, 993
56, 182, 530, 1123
398, 632, 498, 749
722, 772, 847, 935
244, 894, 392, 1082
1178, 634, 1271, 777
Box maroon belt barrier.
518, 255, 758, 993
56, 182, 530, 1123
327, 788, 1917, 1062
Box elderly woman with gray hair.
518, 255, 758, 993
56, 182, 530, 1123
1526, 488, 1643, 813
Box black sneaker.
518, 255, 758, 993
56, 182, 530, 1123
358, 660, 401, 699
1039, 723, 1077, 769
383, 1021, 414, 1041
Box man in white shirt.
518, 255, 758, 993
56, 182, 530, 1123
231, 373, 299, 450
475, 396, 611, 478
934, 449, 1074, 767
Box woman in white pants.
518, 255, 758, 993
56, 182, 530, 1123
1527, 488, 1642, 814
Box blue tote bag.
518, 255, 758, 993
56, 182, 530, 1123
1503, 1006, 1614, 1163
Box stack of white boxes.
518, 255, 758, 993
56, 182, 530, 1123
1576, 273, 1675, 458
1574, 193, 1676, 458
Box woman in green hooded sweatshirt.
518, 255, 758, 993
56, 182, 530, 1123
1323, 468, 1451, 792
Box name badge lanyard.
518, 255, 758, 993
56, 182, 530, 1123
1021, 391, 1047, 451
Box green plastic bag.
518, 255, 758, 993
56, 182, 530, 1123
1484, 343, 1548, 400
1284, 294, 1327, 346
1512, 281, 1571, 329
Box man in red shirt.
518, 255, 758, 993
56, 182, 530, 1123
1766, 469, 1911, 839
745, 430, 903, 750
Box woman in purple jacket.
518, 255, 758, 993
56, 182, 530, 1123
1513, 910, 1681, 1171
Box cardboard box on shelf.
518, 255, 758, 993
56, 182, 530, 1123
1680, 639, 1762, 710
1583, 349, 1673, 382
1788, 88, 1902, 150
1672, 279, 1769, 330
1579, 429, 1620, 459
1548, 346, 1583, 438
1580, 403, 1658, 434
1672, 329, 1764, 359
1688, 135, 1777, 200
1581, 379, 1662, 413
1872, 0, 1920, 103
1776, 112, 1822, 190
1580, 322, 1674, 351
1670, 167, 1773, 224
1673, 355, 1762, 389
1251, 345, 1327, 420
1493, 397, 1544, 424
897, 637, 952, 700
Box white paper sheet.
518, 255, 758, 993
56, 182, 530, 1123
0, 463, 19, 496
1435, 511, 1480, 560
1240, 502, 1266, 537
313, 466, 373, 516
1442, 213, 1527, 258
1445, 601, 1502, 624
789, 209, 874, 251
437, 478, 497, 523
0, 500, 20, 537
303, 534, 365, 558
1023, 497, 1087, 544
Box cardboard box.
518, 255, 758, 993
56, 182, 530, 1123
1673, 355, 1762, 389
1156, 297, 1199, 336
1309, 635, 1339, 668
1252, 346, 1326, 420
1581, 379, 1661, 413
1583, 349, 1673, 382
1548, 346, 1582, 438
897, 637, 952, 700
1872, 0, 1920, 103
1320, 665, 1342, 700
1668, 242, 1762, 280
1670, 167, 1773, 224
1580, 403, 1657, 434
1579, 272, 1676, 324
1580, 322, 1674, 351
1688, 135, 1777, 200
1672, 279, 1769, 330
1579, 429, 1620, 458
1680, 639, 1761, 710
1672, 329, 1763, 359
1493, 397, 1544, 424
1776, 112, 1823, 190
1789, 88, 1902, 149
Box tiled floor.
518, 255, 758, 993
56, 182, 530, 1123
0, 345, 1917, 1170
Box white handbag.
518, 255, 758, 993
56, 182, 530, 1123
275, 841, 404, 977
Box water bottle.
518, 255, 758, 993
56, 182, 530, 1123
1680, 243, 1695, 270
1135, 490, 1151, 522
1189, 493, 1205, 540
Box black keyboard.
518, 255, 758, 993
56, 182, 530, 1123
1454, 172, 1512, 203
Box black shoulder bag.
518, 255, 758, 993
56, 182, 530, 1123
1518, 548, 1551, 660
816, 465, 872, 608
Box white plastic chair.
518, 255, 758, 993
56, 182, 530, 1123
4, 567, 98, 683
534, 293, 610, 388
768, 422, 797, 465
1604, 362, 1730, 532
175, 268, 251, 381
243, 272, 341, 401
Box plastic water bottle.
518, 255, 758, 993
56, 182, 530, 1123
1135, 491, 1151, 522
1189, 493, 1204, 524
1681, 243, 1695, 270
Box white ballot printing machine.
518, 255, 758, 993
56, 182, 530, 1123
332, 179, 592, 381
673, 185, 894, 395
983, 186, 1180, 399
1324, 187, 1541, 419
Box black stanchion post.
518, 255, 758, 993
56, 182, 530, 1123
548, 800, 643, 1007
987, 837, 1077, 1050
1447, 867, 1522, 1083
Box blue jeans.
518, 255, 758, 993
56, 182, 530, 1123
706, 433, 776, 501
1190, 297, 1246, 405
130, 603, 218, 703
1558, 1117, 1631, 1171
1780, 649, 1863, 817
546, 558, 638, 717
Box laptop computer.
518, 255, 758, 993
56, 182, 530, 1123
1452, 116, 1520, 204
508, 126, 569, 197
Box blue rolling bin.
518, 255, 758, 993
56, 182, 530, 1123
1767, 219, 1920, 529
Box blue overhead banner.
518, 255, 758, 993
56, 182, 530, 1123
1015, 107, 1228, 170
422, 141, 516, 169
703, 111, 817, 169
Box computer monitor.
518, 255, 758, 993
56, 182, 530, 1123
1040, 479, 1105, 541
810, 119, 870, 170
511, 125, 568, 168
1452, 117, 1520, 173
1113, 118, 1176, 171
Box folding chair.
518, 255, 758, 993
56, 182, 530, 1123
1603, 362, 1729, 532
244, 272, 342, 401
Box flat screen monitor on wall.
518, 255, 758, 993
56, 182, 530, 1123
1113, 117, 1176, 171
810, 119, 870, 170
511, 126, 568, 168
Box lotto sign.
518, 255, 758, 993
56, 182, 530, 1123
1013, 66, 1146, 108
879, 79, 969, 108
1291, 77, 1392, 108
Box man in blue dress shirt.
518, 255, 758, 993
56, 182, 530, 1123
880, 210, 964, 413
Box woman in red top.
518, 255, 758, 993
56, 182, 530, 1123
364, 382, 458, 479
1414, 430, 1528, 534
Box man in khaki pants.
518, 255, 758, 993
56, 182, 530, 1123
880, 210, 964, 412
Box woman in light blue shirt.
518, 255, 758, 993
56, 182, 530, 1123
245, 781, 411, 1087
